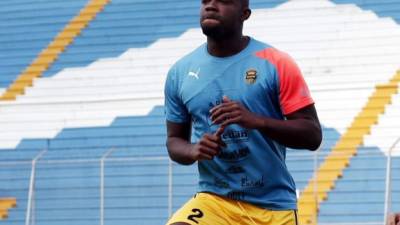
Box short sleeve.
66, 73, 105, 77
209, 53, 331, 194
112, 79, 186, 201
255, 48, 314, 115
164, 67, 190, 123
276, 54, 314, 115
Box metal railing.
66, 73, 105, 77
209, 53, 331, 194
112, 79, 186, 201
384, 137, 400, 225
0, 142, 396, 225
25, 149, 47, 225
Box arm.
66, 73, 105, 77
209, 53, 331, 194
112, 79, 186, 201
166, 121, 225, 165
210, 96, 322, 150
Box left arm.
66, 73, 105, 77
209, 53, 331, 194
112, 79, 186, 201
210, 96, 322, 150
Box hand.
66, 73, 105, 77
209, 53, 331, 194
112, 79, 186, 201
210, 96, 259, 129
387, 213, 400, 225
189, 127, 226, 161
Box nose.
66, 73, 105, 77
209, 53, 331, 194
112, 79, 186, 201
203, 0, 218, 12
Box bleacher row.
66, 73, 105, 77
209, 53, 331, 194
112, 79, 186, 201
0, 0, 89, 90
0, 0, 399, 225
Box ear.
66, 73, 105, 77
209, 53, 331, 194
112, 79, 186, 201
242, 8, 251, 21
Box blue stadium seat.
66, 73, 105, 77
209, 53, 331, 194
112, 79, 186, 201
318, 146, 400, 223
333, 0, 400, 22
0, 106, 342, 225
2, 1, 400, 225
0, 0, 88, 89
43, 0, 287, 77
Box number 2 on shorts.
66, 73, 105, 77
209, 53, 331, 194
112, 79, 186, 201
187, 208, 204, 224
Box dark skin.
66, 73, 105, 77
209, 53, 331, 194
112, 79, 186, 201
167, 0, 321, 165
201, 0, 251, 57
167, 98, 321, 165
168, 0, 322, 223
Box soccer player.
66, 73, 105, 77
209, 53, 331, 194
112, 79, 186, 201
164, 0, 322, 224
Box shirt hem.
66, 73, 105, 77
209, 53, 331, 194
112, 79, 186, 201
197, 191, 297, 210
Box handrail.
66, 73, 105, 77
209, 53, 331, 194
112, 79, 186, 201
0, 156, 170, 166
25, 149, 47, 225
100, 147, 115, 225
312, 143, 322, 225
0, 148, 393, 224
168, 158, 173, 217
0, 150, 391, 166
384, 137, 400, 225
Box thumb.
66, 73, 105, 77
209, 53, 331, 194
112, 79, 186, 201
214, 126, 227, 148
214, 126, 225, 137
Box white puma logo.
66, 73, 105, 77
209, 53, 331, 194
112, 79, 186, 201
188, 68, 200, 79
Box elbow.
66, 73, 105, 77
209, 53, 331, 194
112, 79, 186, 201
166, 140, 196, 166
309, 126, 322, 151
308, 138, 322, 151
167, 149, 194, 166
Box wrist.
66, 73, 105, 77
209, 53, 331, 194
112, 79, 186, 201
249, 113, 265, 129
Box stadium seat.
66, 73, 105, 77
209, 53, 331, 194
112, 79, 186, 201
0, 1, 399, 225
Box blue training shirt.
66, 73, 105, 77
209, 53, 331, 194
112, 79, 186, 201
164, 37, 314, 210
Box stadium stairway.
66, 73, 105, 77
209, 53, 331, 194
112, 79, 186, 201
1, 0, 400, 224
0, 0, 89, 94
0, 106, 339, 225
298, 70, 400, 225
0, 106, 193, 225
318, 146, 400, 223
0, 0, 110, 101
364, 82, 400, 157
320, 81, 400, 222
1, 0, 399, 153
0, 198, 16, 220
0, 0, 286, 100
333, 74, 400, 223
40, 0, 286, 78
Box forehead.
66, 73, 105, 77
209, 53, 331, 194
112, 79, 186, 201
200, 0, 249, 12
201, 0, 245, 6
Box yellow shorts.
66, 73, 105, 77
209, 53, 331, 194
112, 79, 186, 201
166, 192, 298, 225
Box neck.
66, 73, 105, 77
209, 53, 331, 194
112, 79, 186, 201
207, 34, 250, 57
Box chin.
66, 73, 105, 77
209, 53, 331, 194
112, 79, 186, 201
201, 25, 224, 39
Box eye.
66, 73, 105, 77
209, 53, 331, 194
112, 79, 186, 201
219, 0, 233, 3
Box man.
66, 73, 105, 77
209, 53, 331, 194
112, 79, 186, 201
164, 0, 322, 224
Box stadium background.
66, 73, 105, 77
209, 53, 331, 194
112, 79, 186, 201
0, 0, 399, 224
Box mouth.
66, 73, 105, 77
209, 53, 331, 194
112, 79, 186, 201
201, 16, 221, 25
203, 18, 219, 23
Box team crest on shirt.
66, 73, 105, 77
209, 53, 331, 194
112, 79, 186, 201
245, 69, 257, 84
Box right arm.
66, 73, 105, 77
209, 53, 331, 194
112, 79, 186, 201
166, 121, 224, 165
